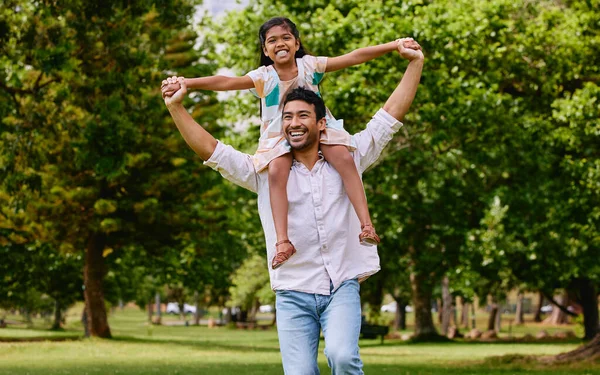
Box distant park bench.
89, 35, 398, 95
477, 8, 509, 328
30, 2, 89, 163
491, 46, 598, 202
360, 323, 389, 344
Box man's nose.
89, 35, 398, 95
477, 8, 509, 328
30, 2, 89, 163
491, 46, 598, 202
290, 115, 302, 126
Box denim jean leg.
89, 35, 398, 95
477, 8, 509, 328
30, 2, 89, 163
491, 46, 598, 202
276, 289, 321, 375
320, 279, 364, 375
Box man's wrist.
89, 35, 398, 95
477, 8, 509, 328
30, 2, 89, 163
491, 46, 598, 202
407, 55, 425, 63
166, 102, 184, 111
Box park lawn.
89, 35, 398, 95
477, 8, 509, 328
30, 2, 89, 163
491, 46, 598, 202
0, 307, 598, 375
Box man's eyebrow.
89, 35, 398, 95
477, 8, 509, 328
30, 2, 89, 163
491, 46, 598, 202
283, 109, 312, 115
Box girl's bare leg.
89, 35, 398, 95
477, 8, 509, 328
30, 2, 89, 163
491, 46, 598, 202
268, 153, 296, 268
321, 144, 380, 245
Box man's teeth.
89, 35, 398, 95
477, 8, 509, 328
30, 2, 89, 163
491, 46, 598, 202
290, 131, 305, 138
276, 50, 288, 57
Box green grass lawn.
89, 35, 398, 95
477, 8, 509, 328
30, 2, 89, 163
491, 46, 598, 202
0, 306, 598, 375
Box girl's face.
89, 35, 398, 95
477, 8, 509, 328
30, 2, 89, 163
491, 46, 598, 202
263, 25, 299, 66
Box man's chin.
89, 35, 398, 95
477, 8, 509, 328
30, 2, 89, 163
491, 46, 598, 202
289, 141, 308, 151
285, 136, 306, 151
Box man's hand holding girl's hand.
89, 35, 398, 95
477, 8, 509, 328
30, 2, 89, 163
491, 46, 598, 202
162, 76, 186, 107
397, 38, 424, 61
161, 78, 182, 98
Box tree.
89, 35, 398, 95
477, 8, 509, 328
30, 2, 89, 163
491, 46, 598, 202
0, 0, 245, 337
201, 0, 600, 343
227, 254, 273, 323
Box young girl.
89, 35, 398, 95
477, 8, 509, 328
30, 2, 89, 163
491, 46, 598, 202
163, 17, 401, 269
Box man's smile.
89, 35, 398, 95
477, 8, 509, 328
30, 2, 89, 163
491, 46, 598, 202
288, 128, 307, 139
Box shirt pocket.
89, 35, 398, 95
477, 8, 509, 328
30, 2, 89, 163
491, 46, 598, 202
327, 176, 345, 196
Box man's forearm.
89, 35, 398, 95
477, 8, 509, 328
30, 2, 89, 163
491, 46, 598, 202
383, 57, 424, 121
167, 103, 217, 160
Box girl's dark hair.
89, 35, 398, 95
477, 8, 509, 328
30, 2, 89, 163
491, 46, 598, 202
258, 17, 308, 67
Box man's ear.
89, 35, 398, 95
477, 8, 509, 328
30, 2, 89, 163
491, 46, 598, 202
317, 117, 327, 131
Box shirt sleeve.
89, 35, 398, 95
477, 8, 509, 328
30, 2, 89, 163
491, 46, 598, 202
352, 109, 404, 173
246, 66, 279, 99
302, 55, 328, 85
203, 141, 259, 193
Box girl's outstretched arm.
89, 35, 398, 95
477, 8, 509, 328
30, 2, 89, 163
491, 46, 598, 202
325, 40, 398, 72
162, 75, 254, 96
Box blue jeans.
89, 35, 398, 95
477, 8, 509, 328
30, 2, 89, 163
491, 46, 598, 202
275, 279, 363, 375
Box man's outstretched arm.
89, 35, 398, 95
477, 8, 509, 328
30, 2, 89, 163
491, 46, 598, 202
353, 38, 424, 172
164, 76, 217, 160
382, 38, 424, 121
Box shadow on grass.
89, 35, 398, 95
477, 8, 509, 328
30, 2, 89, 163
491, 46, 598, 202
0, 361, 595, 375
0, 335, 82, 343
368, 338, 584, 348
112, 334, 282, 353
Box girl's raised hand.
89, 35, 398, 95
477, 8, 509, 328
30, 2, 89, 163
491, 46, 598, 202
397, 38, 424, 61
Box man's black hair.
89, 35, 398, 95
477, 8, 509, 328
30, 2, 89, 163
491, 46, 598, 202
282, 87, 326, 121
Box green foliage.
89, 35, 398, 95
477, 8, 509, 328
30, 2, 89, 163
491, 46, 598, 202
227, 254, 272, 311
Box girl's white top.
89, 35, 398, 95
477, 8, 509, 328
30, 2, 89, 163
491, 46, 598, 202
246, 55, 354, 171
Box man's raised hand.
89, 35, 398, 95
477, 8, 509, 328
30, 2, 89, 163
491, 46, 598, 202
397, 38, 424, 61
163, 76, 186, 106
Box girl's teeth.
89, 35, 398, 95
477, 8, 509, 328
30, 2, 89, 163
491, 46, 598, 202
277, 51, 287, 57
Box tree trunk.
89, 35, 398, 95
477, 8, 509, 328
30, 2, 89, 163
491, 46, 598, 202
223, 306, 232, 324
542, 333, 600, 364
147, 299, 153, 323
441, 275, 452, 336
178, 301, 186, 321
487, 297, 499, 331
534, 291, 544, 322
471, 302, 477, 329
410, 270, 438, 339
83, 233, 111, 338
460, 298, 469, 329
545, 292, 568, 325
52, 300, 62, 330
495, 302, 502, 332
577, 278, 599, 340
514, 292, 524, 325
393, 298, 407, 331
193, 291, 201, 326
82, 308, 90, 338
154, 292, 162, 324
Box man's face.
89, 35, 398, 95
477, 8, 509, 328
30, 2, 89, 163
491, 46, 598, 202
282, 100, 326, 151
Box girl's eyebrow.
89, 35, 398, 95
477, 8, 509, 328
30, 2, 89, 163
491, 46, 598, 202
267, 32, 292, 40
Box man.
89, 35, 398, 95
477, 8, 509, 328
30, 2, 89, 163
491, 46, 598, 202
163, 38, 423, 374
